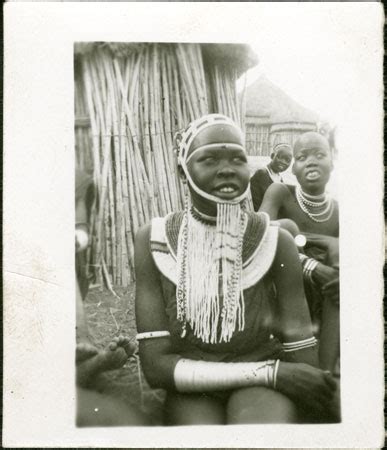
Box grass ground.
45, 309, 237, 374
83, 284, 165, 424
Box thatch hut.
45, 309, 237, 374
243, 75, 319, 157
74, 42, 257, 288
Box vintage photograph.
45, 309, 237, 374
4, 2, 384, 446
74, 41, 340, 426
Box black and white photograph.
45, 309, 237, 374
4, 2, 384, 447
74, 41, 340, 426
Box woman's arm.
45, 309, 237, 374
271, 229, 337, 412
134, 224, 181, 390
271, 228, 318, 367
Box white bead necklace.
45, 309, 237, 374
295, 186, 334, 223
298, 189, 328, 207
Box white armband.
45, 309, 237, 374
282, 336, 317, 352
136, 330, 171, 341
174, 359, 279, 392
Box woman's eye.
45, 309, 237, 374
202, 157, 216, 163
233, 156, 247, 163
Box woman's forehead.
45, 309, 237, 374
189, 146, 246, 160
276, 147, 292, 156
189, 124, 244, 152
294, 145, 330, 155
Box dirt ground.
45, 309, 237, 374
83, 284, 166, 425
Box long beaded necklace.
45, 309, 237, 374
176, 204, 247, 343
295, 185, 334, 223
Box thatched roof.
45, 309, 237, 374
201, 43, 258, 77
74, 42, 258, 76
244, 75, 319, 124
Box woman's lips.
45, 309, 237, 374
218, 186, 237, 193
305, 170, 321, 181
213, 184, 240, 197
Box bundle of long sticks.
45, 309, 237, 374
74, 43, 245, 288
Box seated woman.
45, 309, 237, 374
259, 132, 339, 373
250, 143, 293, 211
135, 114, 337, 425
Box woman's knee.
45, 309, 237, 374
275, 218, 300, 237
227, 387, 298, 424
165, 392, 226, 425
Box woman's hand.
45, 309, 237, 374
304, 233, 339, 267
276, 361, 336, 415
313, 263, 338, 286
312, 263, 340, 303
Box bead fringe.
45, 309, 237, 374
176, 199, 246, 344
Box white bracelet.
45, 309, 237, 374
273, 359, 280, 389
174, 359, 278, 392
136, 330, 171, 341
299, 253, 308, 263
303, 258, 318, 282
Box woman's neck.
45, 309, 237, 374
189, 191, 217, 217
301, 186, 326, 197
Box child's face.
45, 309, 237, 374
271, 148, 292, 173
187, 146, 250, 202
292, 143, 333, 193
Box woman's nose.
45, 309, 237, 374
306, 155, 318, 166
217, 164, 235, 176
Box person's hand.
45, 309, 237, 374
275, 361, 336, 415
304, 234, 339, 267
312, 263, 338, 286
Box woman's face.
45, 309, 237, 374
292, 143, 333, 195
186, 145, 250, 214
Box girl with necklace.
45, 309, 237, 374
135, 115, 337, 425
259, 131, 339, 374
250, 143, 293, 211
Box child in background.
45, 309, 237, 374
250, 143, 293, 211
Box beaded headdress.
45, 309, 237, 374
174, 114, 249, 344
